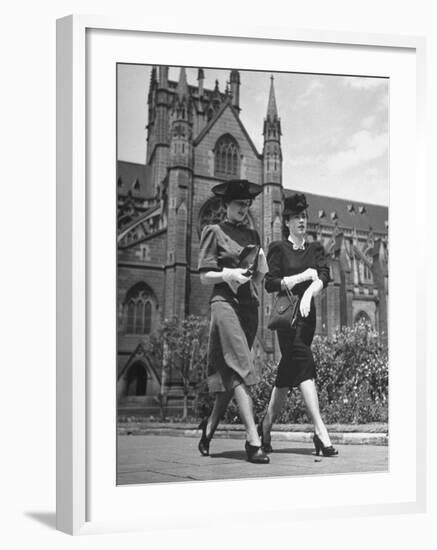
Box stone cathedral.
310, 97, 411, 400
116, 66, 388, 413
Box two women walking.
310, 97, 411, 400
198, 180, 337, 463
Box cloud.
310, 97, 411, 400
361, 115, 376, 129
288, 153, 325, 168
292, 79, 324, 109
342, 76, 388, 90
325, 130, 388, 172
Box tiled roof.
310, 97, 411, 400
284, 188, 388, 234
117, 160, 154, 200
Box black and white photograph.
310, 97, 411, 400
115, 64, 389, 485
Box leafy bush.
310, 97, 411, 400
142, 315, 209, 419
195, 321, 388, 425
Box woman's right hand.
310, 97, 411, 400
282, 268, 318, 290
222, 268, 251, 294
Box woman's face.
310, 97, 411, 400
285, 210, 308, 237
226, 199, 252, 223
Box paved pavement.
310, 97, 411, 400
117, 434, 388, 485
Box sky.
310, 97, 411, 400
117, 65, 389, 206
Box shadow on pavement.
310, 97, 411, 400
209, 450, 248, 461
210, 447, 316, 460
272, 447, 317, 456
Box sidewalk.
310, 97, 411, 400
117, 421, 388, 446
117, 430, 389, 485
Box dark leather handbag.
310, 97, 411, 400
267, 286, 300, 331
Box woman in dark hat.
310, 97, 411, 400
197, 179, 270, 464
259, 193, 338, 457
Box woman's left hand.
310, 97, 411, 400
300, 289, 312, 317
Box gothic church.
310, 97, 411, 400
116, 66, 388, 412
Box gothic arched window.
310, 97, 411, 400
123, 282, 156, 335
198, 197, 226, 236
214, 135, 240, 178
198, 197, 254, 237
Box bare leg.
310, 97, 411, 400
233, 384, 261, 446
262, 386, 288, 443
299, 379, 331, 446
206, 390, 233, 438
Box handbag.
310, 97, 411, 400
238, 244, 260, 276
267, 286, 300, 331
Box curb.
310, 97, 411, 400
118, 426, 388, 446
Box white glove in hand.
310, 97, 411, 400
300, 289, 312, 317
283, 268, 318, 290
282, 275, 298, 290
300, 268, 318, 282
222, 268, 251, 294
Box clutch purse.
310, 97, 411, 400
238, 244, 260, 276
267, 286, 300, 331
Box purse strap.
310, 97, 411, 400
283, 284, 295, 303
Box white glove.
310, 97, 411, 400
222, 268, 251, 294
283, 268, 318, 290
300, 289, 312, 317
300, 268, 319, 282
300, 279, 323, 316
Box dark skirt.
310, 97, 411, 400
275, 312, 316, 389
207, 300, 260, 393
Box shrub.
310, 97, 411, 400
195, 321, 388, 425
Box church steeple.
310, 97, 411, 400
262, 75, 282, 187
176, 67, 189, 102
169, 67, 193, 168
266, 75, 278, 119
172, 67, 193, 124
263, 75, 281, 139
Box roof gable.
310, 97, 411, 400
194, 101, 260, 158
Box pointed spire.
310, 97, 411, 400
212, 79, 222, 107
176, 67, 189, 100
267, 75, 278, 119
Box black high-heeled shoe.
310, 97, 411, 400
198, 418, 212, 456
245, 441, 270, 464
257, 416, 273, 453
313, 433, 338, 457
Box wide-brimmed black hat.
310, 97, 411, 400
211, 179, 263, 201
283, 193, 309, 216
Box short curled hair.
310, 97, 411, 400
222, 197, 253, 208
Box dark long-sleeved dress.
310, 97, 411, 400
198, 220, 266, 393
265, 239, 330, 388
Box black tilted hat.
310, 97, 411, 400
283, 193, 309, 216
211, 179, 263, 201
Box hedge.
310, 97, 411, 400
194, 321, 388, 425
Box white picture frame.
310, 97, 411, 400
56, 14, 427, 535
